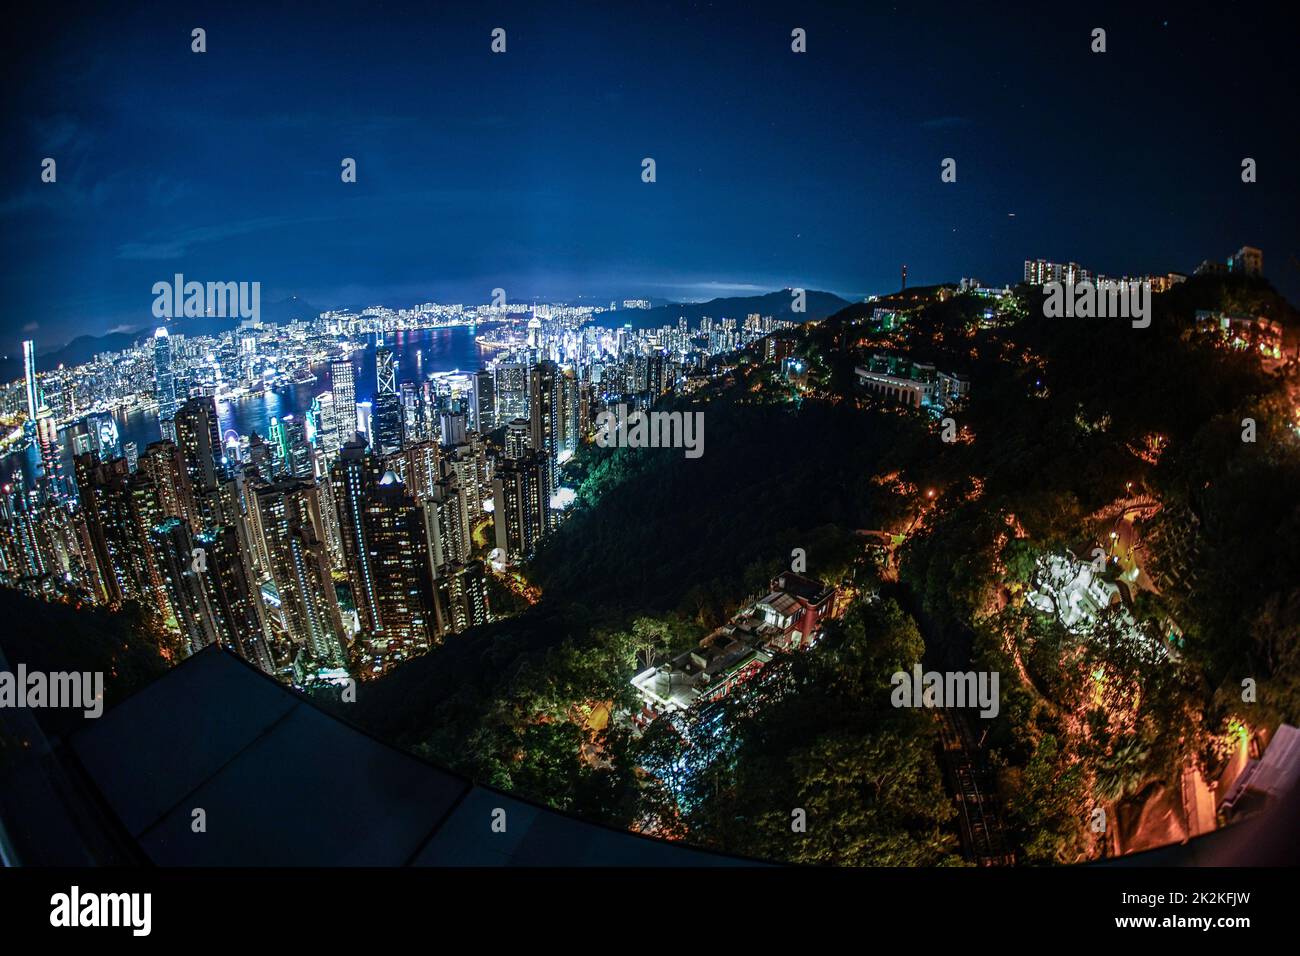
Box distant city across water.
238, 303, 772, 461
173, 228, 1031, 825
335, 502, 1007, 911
3, 324, 504, 489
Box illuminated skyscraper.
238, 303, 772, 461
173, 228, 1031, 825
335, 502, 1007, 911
356, 401, 373, 443
330, 441, 432, 662
22, 339, 39, 421
280, 415, 312, 479
73, 453, 172, 617
194, 524, 275, 674
373, 341, 403, 455
529, 361, 560, 468
471, 369, 495, 432
363, 475, 434, 661
422, 476, 471, 569
152, 517, 218, 656
175, 396, 224, 528
445, 437, 491, 512
401, 441, 441, 500
491, 450, 547, 563
153, 328, 179, 441
432, 559, 490, 637
138, 440, 197, 531
315, 390, 340, 458
329, 359, 358, 444
175, 396, 223, 488
35, 409, 66, 498
0, 479, 47, 583
559, 364, 579, 456
505, 418, 530, 460
330, 440, 384, 636
376, 339, 397, 395
495, 361, 530, 422
529, 360, 560, 526
254, 479, 347, 666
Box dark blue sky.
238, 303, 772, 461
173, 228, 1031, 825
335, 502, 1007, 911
2, 0, 1296, 350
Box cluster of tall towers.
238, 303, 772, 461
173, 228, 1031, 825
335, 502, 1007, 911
0, 321, 611, 682
2, 334, 512, 683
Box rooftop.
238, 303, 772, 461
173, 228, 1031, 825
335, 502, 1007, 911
0, 647, 759, 867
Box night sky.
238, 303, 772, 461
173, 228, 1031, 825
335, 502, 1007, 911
2, 0, 1296, 350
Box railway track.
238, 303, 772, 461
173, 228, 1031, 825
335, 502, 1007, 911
936, 709, 1015, 865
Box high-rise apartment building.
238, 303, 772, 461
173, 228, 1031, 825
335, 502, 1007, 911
491, 450, 548, 563
254, 479, 346, 666
1023, 259, 1093, 286
330, 441, 432, 663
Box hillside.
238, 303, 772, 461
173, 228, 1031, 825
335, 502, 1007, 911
609, 288, 849, 331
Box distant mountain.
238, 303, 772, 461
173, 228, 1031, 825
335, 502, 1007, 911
3, 297, 323, 383
607, 289, 850, 331
13, 332, 143, 377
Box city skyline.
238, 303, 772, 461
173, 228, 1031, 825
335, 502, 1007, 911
0, 287, 809, 682
3, 0, 1299, 890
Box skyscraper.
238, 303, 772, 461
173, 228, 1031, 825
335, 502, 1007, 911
505, 418, 530, 460
175, 396, 223, 488
329, 358, 358, 445
400, 381, 426, 444
376, 339, 397, 395
529, 360, 560, 525
373, 342, 404, 455
22, 339, 39, 422
35, 409, 65, 499
153, 328, 179, 441
138, 440, 197, 531
362, 475, 435, 661
254, 479, 346, 666
559, 364, 579, 456
152, 517, 217, 656
423, 476, 472, 569
73, 453, 173, 618
432, 559, 490, 637
495, 361, 530, 422
401, 441, 442, 500
315, 390, 340, 459
471, 368, 496, 432
196, 524, 276, 675
281, 415, 313, 479
439, 411, 467, 447
529, 361, 560, 464
491, 450, 548, 563
174, 396, 224, 528
330, 440, 432, 664
0, 479, 49, 585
